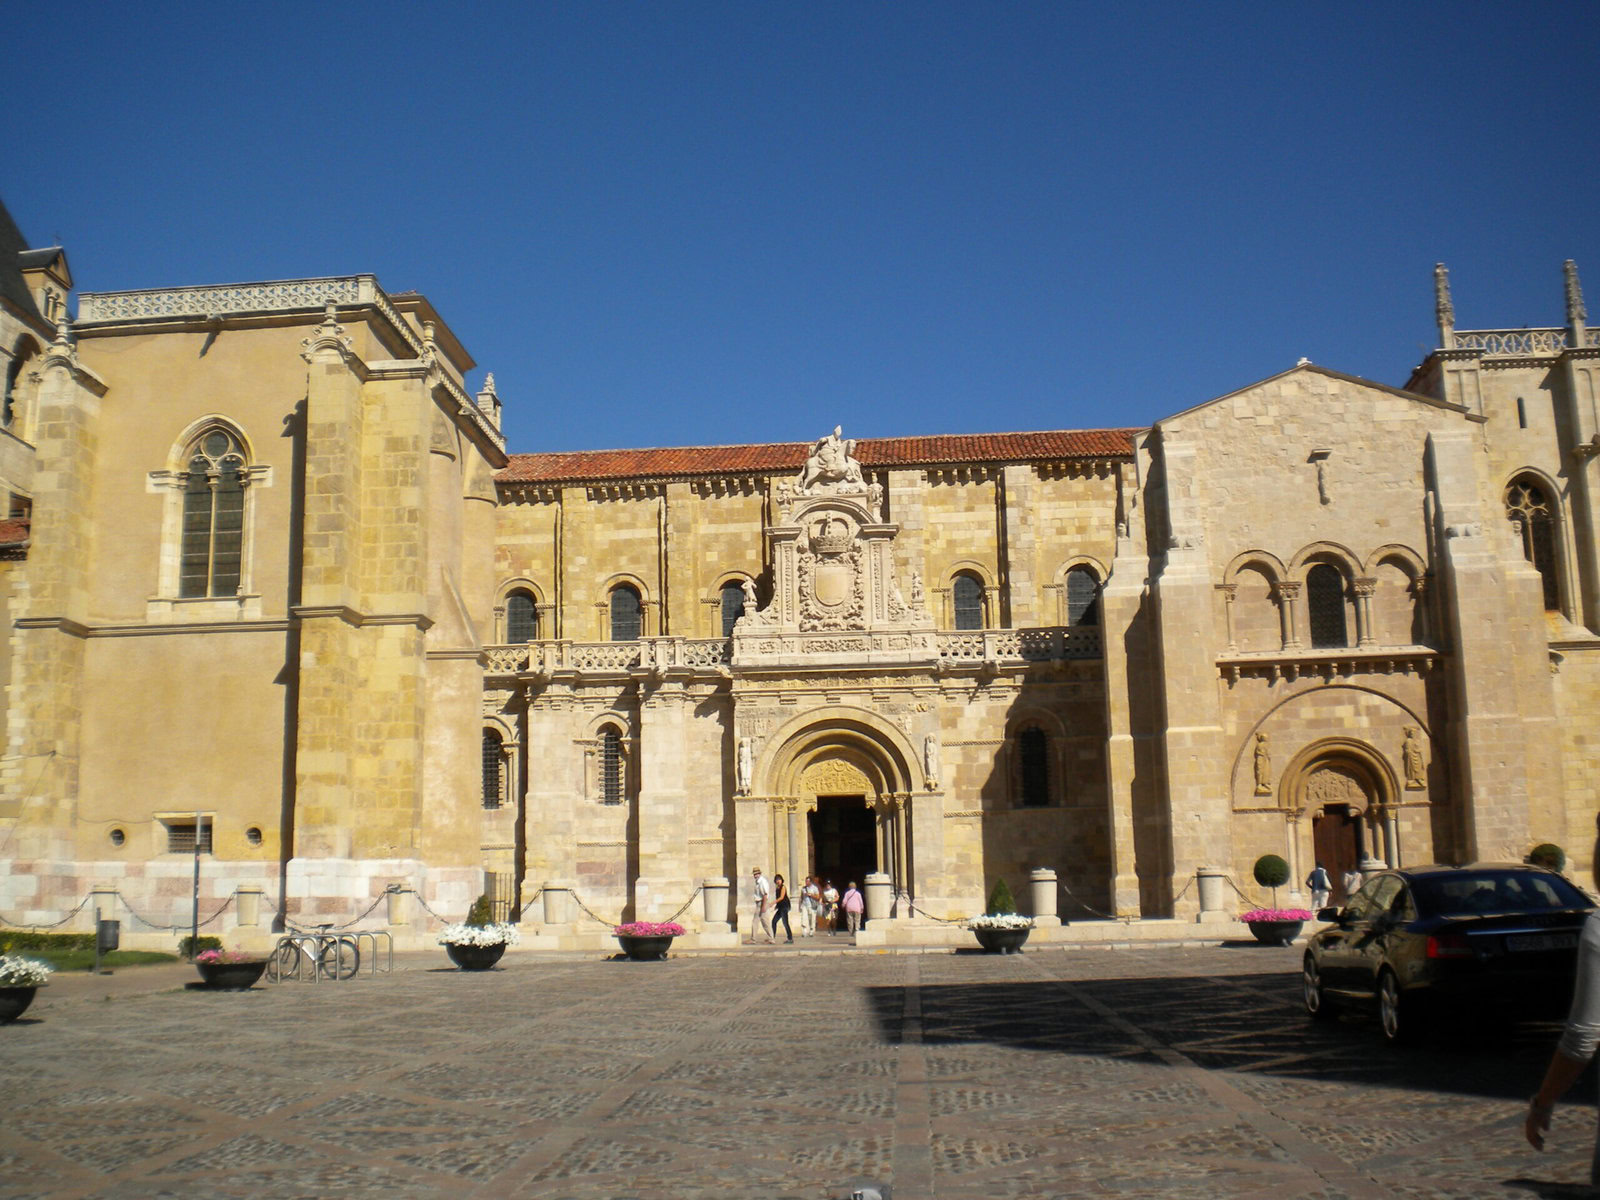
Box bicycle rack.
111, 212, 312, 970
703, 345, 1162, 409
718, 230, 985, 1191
265, 930, 394, 983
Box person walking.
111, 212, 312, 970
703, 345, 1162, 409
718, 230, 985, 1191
1306, 862, 1331, 912
822, 880, 839, 935
1527, 821, 1600, 1182
772, 874, 794, 943
800, 876, 821, 937
749, 867, 773, 944
1340, 865, 1363, 904
841, 881, 864, 937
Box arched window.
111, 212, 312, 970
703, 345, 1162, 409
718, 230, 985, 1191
481, 729, 504, 809
1018, 727, 1050, 807
952, 572, 985, 630
1306, 564, 1348, 648
3, 339, 36, 429
610, 584, 642, 641
721, 581, 746, 637
1506, 478, 1561, 611
600, 726, 624, 804
179, 428, 247, 598
506, 590, 537, 642
1065, 566, 1101, 627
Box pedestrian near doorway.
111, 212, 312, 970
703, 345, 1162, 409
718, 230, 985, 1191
750, 867, 773, 944
842, 881, 864, 936
1306, 863, 1331, 912
772, 874, 794, 943
822, 880, 839, 935
1340, 865, 1362, 904
800, 876, 821, 936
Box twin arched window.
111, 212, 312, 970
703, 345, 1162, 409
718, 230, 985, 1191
609, 585, 642, 641
1506, 477, 1561, 611
179, 428, 247, 598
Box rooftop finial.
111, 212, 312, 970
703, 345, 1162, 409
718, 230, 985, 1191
483, 372, 497, 395
1566, 259, 1587, 327
1434, 262, 1455, 348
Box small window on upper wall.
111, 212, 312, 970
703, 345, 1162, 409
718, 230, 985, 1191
482, 728, 504, 809
506, 590, 537, 642
610, 585, 642, 641
1065, 566, 1101, 627
721, 581, 746, 637
1306, 564, 1348, 648
952, 572, 985, 630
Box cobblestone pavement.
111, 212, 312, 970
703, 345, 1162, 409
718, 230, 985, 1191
2, 943, 1596, 1199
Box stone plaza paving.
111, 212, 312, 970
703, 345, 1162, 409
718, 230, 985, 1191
2, 942, 1597, 1199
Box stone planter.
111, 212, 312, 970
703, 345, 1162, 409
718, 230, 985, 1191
616, 934, 674, 961
1246, 920, 1303, 946
445, 942, 507, 971
0, 985, 41, 1022
195, 960, 269, 990
973, 927, 1031, 954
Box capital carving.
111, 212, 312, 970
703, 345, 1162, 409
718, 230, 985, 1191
1352, 577, 1377, 598
1272, 581, 1302, 602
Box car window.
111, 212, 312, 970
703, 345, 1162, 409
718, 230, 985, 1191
1389, 883, 1416, 922
1344, 876, 1391, 921
1411, 870, 1590, 915
1367, 875, 1402, 915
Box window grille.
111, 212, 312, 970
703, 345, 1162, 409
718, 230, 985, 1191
610, 585, 642, 641
1065, 567, 1101, 626
1019, 728, 1049, 807
506, 591, 537, 642
482, 729, 504, 809
1506, 479, 1561, 611
1306, 564, 1347, 648
165, 819, 213, 854
721, 582, 746, 637
600, 727, 624, 804
178, 429, 246, 598
952, 573, 984, 630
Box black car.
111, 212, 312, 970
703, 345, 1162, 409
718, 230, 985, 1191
1302, 863, 1594, 1043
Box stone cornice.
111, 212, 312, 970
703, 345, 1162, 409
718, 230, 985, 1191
290, 605, 435, 631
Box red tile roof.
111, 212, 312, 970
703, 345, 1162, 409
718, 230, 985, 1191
0, 517, 29, 549
497, 428, 1139, 484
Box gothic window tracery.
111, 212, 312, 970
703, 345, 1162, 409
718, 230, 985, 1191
179, 427, 247, 599
1506, 477, 1561, 611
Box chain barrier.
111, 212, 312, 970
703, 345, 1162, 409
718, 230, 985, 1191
115, 890, 234, 933
568, 890, 621, 929
661, 885, 703, 925
1057, 879, 1128, 922
907, 902, 966, 925
410, 891, 455, 926
0, 893, 91, 931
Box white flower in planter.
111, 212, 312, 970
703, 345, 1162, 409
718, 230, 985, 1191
966, 913, 1035, 931
0, 954, 54, 987
437, 922, 521, 947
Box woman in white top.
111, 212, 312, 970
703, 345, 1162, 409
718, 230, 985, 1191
1527, 821, 1600, 1183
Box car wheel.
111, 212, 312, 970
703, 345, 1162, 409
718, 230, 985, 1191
1303, 955, 1335, 1021
1377, 968, 1417, 1044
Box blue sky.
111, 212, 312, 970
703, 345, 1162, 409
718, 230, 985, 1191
8, 2, 1598, 455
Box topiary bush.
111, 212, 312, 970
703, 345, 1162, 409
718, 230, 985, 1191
1253, 854, 1290, 906
1529, 843, 1567, 872
465, 894, 495, 927
177, 935, 222, 958
0, 931, 96, 953
985, 878, 1016, 916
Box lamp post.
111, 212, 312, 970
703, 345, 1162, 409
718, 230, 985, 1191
189, 810, 207, 959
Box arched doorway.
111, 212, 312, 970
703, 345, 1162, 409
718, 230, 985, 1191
1281, 738, 1400, 902
748, 708, 923, 914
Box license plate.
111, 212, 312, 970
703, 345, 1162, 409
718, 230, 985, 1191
1506, 932, 1579, 952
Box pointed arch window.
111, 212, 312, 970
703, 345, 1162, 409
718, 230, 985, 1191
952, 572, 985, 630
506, 590, 538, 642
610, 585, 642, 641
1065, 566, 1101, 626
1506, 477, 1561, 611
179, 428, 247, 598
3, 337, 37, 429
1306, 564, 1348, 648
721, 581, 746, 637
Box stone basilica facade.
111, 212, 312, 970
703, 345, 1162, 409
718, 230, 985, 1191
2, 196, 1598, 945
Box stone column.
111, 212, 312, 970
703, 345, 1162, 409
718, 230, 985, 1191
237, 885, 264, 927
1216, 583, 1238, 651
1273, 580, 1303, 650
864, 872, 893, 922
701, 877, 730, 929
542, 881, 574, 924
1353, 577, 1377, 647
786, 803, 804, 898
1029, 867, 1060, 927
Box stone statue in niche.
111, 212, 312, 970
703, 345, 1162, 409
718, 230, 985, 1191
741, 577, 758, 616
1253, 732, 1273, 796
1402, 726, 1426, 789
923, 733, 940, 790
796, 425, 866, 494
737, 737, 753, 794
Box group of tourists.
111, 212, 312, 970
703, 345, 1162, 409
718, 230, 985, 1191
748, 868, 863, 943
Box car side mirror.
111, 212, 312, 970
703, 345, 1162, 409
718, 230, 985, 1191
1316, 906, 1340, 922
